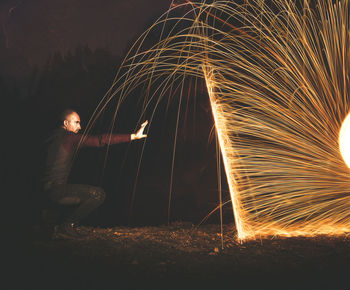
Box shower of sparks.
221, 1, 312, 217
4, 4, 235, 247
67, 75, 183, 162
87, 0, 350, 240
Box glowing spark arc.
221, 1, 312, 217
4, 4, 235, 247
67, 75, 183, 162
203, 67, 246, 239
89, 0, 350, 241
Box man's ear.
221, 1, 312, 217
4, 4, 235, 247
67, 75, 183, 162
63, 120, 69, 128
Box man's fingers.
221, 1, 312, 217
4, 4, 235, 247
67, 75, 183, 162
136, 134, 147, 139
133, 121, 148, 140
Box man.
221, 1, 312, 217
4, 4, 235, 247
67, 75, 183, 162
42, 109, 148, 239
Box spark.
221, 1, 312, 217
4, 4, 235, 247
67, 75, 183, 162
87, 0, 350, 241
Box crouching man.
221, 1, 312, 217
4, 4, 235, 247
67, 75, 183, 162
42, 109, 148, 239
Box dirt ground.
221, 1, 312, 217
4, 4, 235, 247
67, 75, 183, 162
4, 222, 350, 290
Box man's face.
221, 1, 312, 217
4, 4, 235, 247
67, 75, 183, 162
63, 112, 81, 133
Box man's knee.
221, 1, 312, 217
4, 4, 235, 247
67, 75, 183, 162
89, 187, 106, 204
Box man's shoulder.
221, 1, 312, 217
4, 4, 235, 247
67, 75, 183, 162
46, 128, 76, 143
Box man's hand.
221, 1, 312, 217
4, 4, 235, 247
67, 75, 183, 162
131, 120, 148, 140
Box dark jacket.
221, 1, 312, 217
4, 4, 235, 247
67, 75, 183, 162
43, 127, 130, 188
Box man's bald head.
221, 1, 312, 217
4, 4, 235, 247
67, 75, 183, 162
61, 109, 81, 133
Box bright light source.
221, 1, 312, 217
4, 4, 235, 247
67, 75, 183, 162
339, 113, 350, 168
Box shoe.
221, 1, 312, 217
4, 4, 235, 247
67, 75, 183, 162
39, 209, 58, 240
40, 209, 59, 226
52, 222, 88, 240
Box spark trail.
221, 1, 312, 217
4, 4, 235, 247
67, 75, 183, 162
87, 0, 350, 240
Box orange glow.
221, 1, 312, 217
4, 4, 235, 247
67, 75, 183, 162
339, 113, 350, 169
89, 0, 350, 241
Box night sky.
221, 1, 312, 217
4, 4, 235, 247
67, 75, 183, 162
0, 0, 172, 76
1, 0, 231, 228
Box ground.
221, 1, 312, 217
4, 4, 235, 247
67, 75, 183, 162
4, 222, 350, 289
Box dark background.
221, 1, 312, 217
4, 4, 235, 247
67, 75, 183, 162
1, 0, 232, 229
2, 2, 349, 289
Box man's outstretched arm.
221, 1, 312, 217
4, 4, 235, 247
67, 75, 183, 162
73, 120, 149, 147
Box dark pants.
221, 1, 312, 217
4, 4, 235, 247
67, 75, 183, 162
45, 183, 106, 224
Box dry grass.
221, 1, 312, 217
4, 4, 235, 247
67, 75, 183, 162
4, 222, 350, 289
